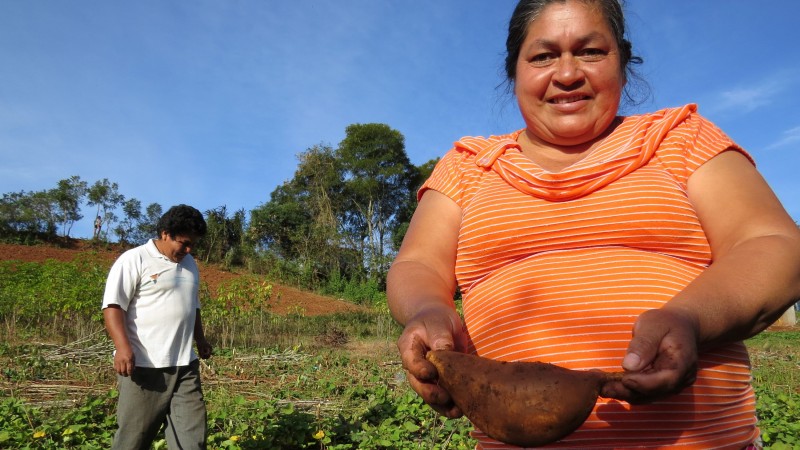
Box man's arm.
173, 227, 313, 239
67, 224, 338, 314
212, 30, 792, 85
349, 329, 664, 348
194, 309, 212, 359
103, 305, 135, 376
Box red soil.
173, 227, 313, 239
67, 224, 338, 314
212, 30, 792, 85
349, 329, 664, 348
0, 241, 370, 316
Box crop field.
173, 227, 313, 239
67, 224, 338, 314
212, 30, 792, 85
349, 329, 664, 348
0, 319, 479, 449
0, 246, 798, 449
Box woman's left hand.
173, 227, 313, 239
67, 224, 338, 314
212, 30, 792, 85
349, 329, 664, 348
601, 308, 699, 403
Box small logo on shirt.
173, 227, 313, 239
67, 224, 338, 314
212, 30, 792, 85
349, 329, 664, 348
150, 273, 160, 283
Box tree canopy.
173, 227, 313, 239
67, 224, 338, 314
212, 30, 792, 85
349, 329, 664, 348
249, 123, 433, 287
0, 123, 438, 302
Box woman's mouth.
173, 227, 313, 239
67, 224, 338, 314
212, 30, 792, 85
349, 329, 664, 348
549, 95, 589, 104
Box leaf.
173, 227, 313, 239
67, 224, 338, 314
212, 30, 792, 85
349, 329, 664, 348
402, 421, 420, 432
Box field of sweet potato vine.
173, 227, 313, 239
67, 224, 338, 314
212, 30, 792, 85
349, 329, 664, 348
0, 246, 798, 449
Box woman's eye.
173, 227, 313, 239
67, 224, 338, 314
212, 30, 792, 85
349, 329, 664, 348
530, 53, 556, 66
578, 48, 606, 61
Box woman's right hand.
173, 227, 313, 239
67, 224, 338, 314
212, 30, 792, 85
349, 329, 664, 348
397, 304, 469, 419
387, 189, 465, 417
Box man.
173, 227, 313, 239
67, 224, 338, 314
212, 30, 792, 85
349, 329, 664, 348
93, 215, 102, 239
102, 204, 212, 450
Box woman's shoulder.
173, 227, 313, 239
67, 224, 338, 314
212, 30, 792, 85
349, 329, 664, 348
622, 103, 724, 128
623, 103, 694, 121
622, 103, 748, 173
453, 129, 524, 154
617, 103, 730, 147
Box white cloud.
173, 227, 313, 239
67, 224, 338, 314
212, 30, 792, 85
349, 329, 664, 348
717, 86, 773, 113
765, 125, 800, 151
705, 72, 797, 117
708, 83, 777, 116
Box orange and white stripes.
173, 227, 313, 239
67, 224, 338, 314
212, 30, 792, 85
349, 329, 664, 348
421, 105, 759, 449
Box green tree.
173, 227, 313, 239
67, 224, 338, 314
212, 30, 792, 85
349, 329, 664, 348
50, 175, 88, 239
30, 191, 58, 238
225, 207, 249, 266
391, 157, 439, 251
250, 144, 349, 285
87, 179, 124, 241
1, 190, 58, 240
137, 203, 163, 242
199, 206, 248, 266
251, 126, 419, 289
114, 198, 143, 245
336, 123, 416, 282
250, 183, 311, 257
202, 205, 228, 263
0, 191, 29, 238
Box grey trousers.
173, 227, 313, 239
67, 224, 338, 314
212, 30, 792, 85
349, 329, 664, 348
112, 359, 207, 450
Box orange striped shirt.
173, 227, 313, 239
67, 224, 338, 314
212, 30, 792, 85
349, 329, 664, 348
421, 105, 759, 449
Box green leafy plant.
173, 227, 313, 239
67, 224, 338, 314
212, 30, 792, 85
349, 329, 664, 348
756, 388, 800, 448
2, 255, 797, 449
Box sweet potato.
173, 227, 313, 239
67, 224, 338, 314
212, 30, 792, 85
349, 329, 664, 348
426, 350, 620, 447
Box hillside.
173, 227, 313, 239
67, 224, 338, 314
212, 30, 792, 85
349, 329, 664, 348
0, 241, 370, 316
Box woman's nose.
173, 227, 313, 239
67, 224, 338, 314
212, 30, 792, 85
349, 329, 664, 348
553, 55, 583, 87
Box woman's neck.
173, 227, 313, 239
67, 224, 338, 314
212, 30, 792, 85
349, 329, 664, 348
517, 117, 622, 173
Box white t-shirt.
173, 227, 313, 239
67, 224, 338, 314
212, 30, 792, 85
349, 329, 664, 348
102, 239, 200, 368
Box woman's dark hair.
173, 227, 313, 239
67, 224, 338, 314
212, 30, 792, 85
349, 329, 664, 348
156, 204, 207, 238
504, 0, 647, 106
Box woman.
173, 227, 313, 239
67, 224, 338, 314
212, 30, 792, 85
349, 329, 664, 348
387, 0, 800, 448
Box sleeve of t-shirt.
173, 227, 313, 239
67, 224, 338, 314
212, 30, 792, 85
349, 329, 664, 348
657, 112, 754, 188
187, 256, 202, 309
418, 148, 469, 207
101, 252, 140, 311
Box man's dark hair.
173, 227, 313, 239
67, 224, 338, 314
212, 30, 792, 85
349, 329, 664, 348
156, 204, 207, 238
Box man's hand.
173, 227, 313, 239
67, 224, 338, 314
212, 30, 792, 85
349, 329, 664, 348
196, 337, 213, 359
113, 346, 136, 377
104, 305, 135, 377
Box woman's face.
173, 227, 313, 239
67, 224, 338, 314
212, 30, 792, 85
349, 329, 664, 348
514, 0, 624, 148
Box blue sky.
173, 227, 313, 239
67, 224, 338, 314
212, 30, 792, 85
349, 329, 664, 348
1, 1, 799, 238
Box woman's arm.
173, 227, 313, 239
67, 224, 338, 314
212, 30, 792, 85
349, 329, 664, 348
389, 189, 461, 326
387, 189, 466, 418
606, 150, 800, 401
671, 150, 800, 344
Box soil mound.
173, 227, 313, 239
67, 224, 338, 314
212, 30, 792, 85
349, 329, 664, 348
0, 241, 370, 316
